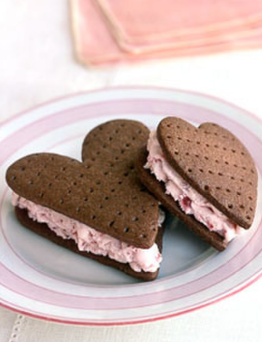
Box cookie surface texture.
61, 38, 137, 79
6, 120, 160, 250
157, 117, 257, 228
82, 119, 149, 171
80, 119, 161, 248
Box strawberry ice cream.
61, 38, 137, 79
12, 193, 164, 273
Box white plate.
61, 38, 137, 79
0, 87, 261, 325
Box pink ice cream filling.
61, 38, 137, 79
145, 131, 243, 244
12, 193, 164, 273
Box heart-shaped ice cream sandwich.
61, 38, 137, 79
136, 117, 258, 251
6, 120, 164, 281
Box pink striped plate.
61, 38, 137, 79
0, 87, 261, 325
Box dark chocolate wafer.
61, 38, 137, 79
6, 152, 159, 249
157, 117, 257, 229
82, 119, 149, 171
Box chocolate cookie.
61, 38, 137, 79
6, 120, 164, 281
137, 117, 258, 251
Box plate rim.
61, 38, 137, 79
1, 86, 262, 130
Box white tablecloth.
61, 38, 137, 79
1, 1, 262, 341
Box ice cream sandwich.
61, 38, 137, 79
136, 117, 258, 251
6, 120, 165, 281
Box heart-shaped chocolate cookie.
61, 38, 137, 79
136, 117, 258, 251
6, 120, 163, 281
157, 117, 257, 228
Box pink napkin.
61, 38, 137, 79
71, 0, 262, 67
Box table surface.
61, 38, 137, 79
1, 1, 262, 341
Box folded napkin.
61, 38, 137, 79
71, 0, 262, 67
